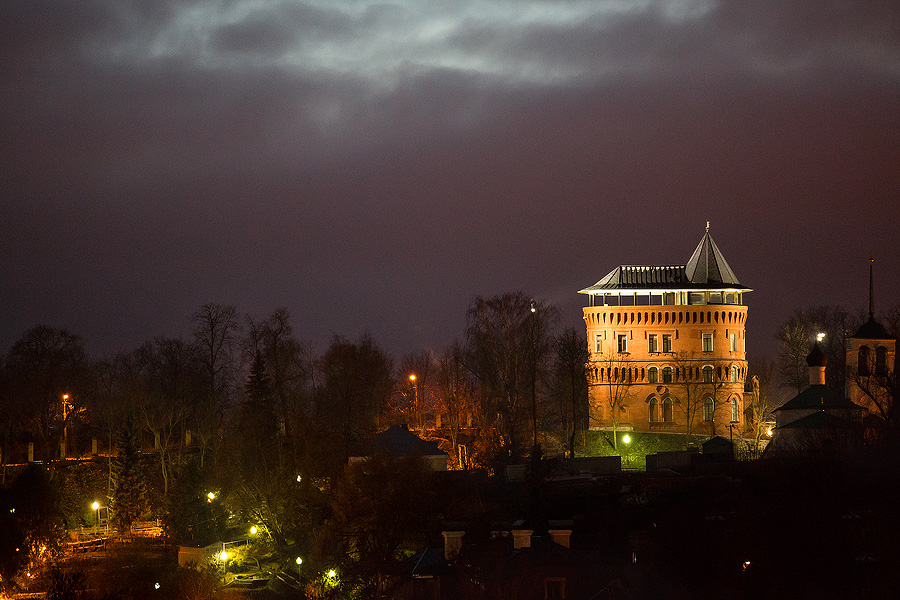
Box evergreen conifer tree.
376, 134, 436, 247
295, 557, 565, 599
109, 423, 146, 533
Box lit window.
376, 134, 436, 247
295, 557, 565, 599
648, 334, 658, 353
731, 397, 739, 423
730, 333, 737, 352
730, 365, 739, 383
702, 334, 713, 352
702, 366, 714, 383
662, 367, 673, 384
595, 334, 603, 354
618, 334, 628, 353
704, 397, 715, 421
648, 367, 658, 384
709, 292, 722, 304
662, 334, 672, 353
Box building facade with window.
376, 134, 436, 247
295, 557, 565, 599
580, 226, 751, 436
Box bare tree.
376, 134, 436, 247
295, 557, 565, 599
747, 357, 777, 459
191, 303, 241, 466
1, 326, 91, 473
588, 354, 634, 450
464, 292, 558, 460
550, 327, 589, 457
398, 350, 437, 432
776, 306, 856, 393
667, 352, 707, 438
435, 341, 475, 468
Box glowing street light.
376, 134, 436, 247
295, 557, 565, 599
92, 501, 100, 533
327, 569, 337, 578
816, 332, 825, 342
219, 550, 229, 561
622, 434, 631, 444
250, 526, 258, 535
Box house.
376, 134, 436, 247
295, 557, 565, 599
350, 424, 449, 471
580, 224, 751, 436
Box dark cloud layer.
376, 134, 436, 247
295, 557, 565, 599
2, 0, 899, 360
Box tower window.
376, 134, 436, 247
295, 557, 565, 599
648, 334, 658, 353
704, 397, 715, 421
702, 366, 714, 383
662, 367, 673, 384
649, 397, 660, 422
859, 346, 870, 377
649, 367, 658, 383
876, 346, 888, 377
662, 334, 672, 353
702, 334, 713, 352
618, 334, 628, 353
731, 397, 739, 423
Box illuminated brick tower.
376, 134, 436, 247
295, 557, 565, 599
579, 225, 751, 437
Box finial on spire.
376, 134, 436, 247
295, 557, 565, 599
869, 252, 875, 318
706, 221, 710, 233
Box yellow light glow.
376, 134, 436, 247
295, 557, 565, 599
409, 374, 416, 382
62, 394, 69, 400
92, 502, 99, 510
327, 569, 336, 578
296, 557, 303, 565
207, 492, 216, 500
250, 526, 257, 534
220, 551, 229, 561
622, 434, 631, 444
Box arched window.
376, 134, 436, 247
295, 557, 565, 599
663, 397, 674, 422
703, 397, 715, 421
649, 397, 661, 422
876, 346, 888, 377
731, 397, 739, 423
858, 346, 870, 377
648, 367, 658, 384
662, 367, 673, 383
702, 366, 714, 383
730, 365, 739, 383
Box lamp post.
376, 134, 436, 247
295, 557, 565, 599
530, 299, 538, 454
409, 374, 418, 431
61, 394, 70, 460
92, 501, 100, 533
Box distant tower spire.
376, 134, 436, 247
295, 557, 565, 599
706, 220, 710, 232
869, 253, 875, 319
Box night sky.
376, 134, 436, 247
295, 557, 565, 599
2, 1, 899, 362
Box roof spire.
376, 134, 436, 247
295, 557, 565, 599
706, 220, 710, 232
869, 253, 875, 319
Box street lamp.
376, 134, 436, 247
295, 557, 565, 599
530, 299, 538, 454
92, 501, 100, 533
409, 374, 418, 431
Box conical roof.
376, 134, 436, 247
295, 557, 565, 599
684, 229, 742, 286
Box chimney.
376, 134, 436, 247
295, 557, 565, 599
442, 531, 464, 561
806, 342, 827, 386
512, 529, 533, 549
548, 529, 572, 548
